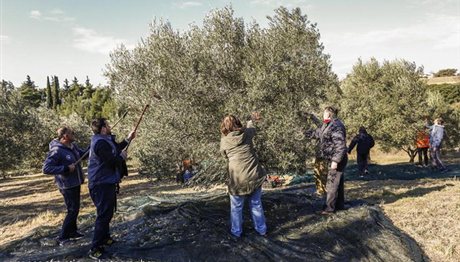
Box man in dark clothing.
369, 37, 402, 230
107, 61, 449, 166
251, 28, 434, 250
348, 127, 375, 177
87, 118, 135, 259
314, 106, 348, 215
43, 127, 87, 245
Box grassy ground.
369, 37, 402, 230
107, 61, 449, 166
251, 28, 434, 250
0, 168, 163, 248
345, 150, 460, 261
0, 151, 459, 261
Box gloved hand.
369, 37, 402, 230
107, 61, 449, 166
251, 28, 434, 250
127, 130, 136, 142
251, 112, 262, 122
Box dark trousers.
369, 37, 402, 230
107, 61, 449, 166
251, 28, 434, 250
59, 185, 81, 239
417, 147, 429, 166
90, 183, 117, 249
357, 153, 369, 175
325, 156, 347, 212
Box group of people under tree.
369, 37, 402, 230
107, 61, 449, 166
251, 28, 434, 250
219, 106, 350, 239
415, 118, 448, 172
43, 119, 136, 259
308, 113, 374, 198
42, 105, 449, 259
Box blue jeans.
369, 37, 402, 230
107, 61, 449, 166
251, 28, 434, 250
229, 187, 267, 237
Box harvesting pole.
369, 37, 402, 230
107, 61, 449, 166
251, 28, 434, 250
123, 104, 150, 152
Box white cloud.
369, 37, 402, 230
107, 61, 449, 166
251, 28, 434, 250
407, 0, 459, 10
324, 14, 460, 49
72, 26, 134, 55
28, 9, 74, 22
175, 1, 203, 9
30, 10, 42, 19
434, 33, 460, 49
322, 13, 460, 78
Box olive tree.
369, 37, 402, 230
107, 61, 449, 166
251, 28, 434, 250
105, 6, 337, 184
341, 58, 429, 162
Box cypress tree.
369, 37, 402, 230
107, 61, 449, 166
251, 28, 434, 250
52, 75, 61, 109
46, 76, 53, 109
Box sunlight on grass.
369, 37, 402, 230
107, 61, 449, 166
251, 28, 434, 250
0, 210, 64, 247
383, 180, 460, 262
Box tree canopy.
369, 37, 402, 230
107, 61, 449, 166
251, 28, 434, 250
106, 6, 338, 184
340, 58, 459, 161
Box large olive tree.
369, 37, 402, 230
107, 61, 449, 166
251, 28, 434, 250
105, 6, 337, 184
341, 58, 429, 161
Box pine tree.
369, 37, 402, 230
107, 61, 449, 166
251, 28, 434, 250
83, 75, 94, 99
72, 77, 83, 96
46, 76, 53, 109
18, 75, 41, 108
63, 78, 70, 91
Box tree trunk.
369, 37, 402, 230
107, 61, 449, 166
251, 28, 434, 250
405, 147, 418, 163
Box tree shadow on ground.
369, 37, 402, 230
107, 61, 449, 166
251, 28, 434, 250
346, 182, 454, 206
1, 187, 426, 262
342, 153, 459, 206
0, 178, 156, 232
346, 161, 460, 182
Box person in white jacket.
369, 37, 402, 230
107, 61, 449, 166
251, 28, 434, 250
429, 118, 447, 172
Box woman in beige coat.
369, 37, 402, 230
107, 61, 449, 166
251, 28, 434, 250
220, 114, 267, 238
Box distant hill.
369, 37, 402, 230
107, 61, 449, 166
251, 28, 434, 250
426, 76, 460, 85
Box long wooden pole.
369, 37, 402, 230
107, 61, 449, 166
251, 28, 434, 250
124, 104, 150, 151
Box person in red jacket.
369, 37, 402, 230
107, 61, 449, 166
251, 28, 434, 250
416, 128, 430, 167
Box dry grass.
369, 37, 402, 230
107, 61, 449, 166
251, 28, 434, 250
426, 76, 460, 85
348, 145, 409, 165
382, 179, 460, 261
345, 161, 460, 262
346, 148, 460, 261
0, 170, 154, 248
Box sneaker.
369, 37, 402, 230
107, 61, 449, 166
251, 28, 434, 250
68, 231, 84, 240
103, 236, 116, 247
88, 246, 105, 260
228, 233, 241, 241
56, 237, 71, 246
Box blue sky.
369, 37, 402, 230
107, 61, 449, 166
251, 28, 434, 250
1, 0, 459, 88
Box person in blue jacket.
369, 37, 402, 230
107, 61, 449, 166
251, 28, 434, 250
42, 127, 87, 245
87, 118, 135, 259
